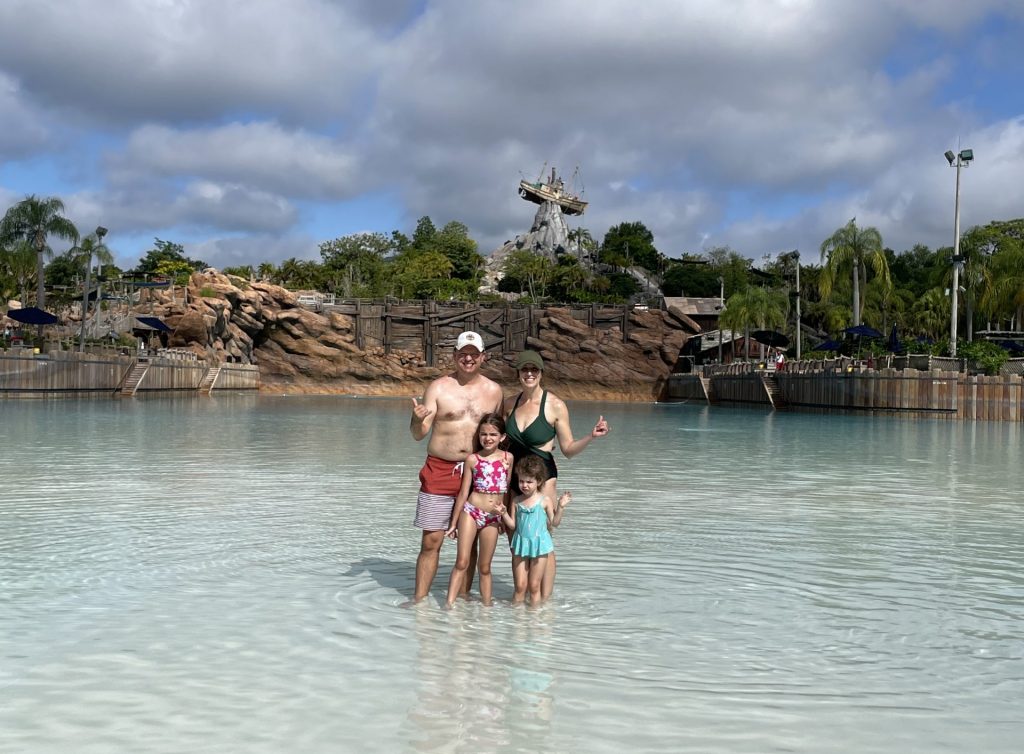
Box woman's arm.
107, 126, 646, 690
551, 394, 610, 459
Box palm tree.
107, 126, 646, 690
720, 287, 788, 360
257, 262, 277, 282
819, 218, 890, 326
980, 243, 1024, 329
910, 288, 949, 342
1, 239, 39, 305
68, 231, 114, 334
0, 196, 80, 310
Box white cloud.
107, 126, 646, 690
2, 0, 1023, 268
112, 123, 362, 199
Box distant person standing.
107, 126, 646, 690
409, 331, 503, 604
775, 350, 786, 371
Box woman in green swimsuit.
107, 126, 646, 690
503, 349, 610, 599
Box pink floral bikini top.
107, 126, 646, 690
472, 452, 510, 494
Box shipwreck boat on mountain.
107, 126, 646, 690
518, 166, 587, 216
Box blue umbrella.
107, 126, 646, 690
845, 324, 883, 338
4, 306, 58, 325
1000, 340, 1024, 354
887, 325, 904, 354
813, 339, 843, 352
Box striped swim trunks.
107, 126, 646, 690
414, 455, 464, 531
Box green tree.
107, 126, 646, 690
276, 257, 323, 290
319, 232, 392, 297
133, 238, 207, 278
600, 221, 660, 272
435, 221, 483, 284
411, 216, 437, 252
819, 218, 890, 326
392, 250, 454, 299
720, 286, 788, 359
223, 265, 254, 279
0, 195, 79, 309
257, 262, 277, 282
911, 287, 951, 343
980, 242, 1024, 328
550, 257, 589, 301
67, 231, 114, 321
502, 250, 554, 301
662, 256, 720, 297
1, 239, 39, 306
706, 246, 754, 298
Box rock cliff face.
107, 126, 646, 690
484, 200, 589, 291
144, 270, 690, 401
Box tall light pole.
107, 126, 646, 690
945, 148, 973, 357
780, 250, 801, 360
79, 226, 107, 352
718, 276, 724, 363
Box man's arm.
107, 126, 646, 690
410, 381, 440, 441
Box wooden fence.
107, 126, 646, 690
0, 350, 259, 395
0, 349, 132, 395
666, 367, 1024, 422
216, 364, 261, 390
318, 301, 632, 364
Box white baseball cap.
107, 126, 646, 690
456, 331, 484, 352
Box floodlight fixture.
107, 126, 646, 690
96, 226, 108, 239
944, 150, 956, 165
959, 149, 973, 163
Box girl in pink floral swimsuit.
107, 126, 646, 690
445, 414, 512, 607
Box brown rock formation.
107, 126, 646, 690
143, 270, 694, 401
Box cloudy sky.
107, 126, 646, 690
1, 0, 1022, 271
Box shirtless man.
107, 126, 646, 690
409, 331, 504, 603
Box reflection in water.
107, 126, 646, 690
1, 396, 1022, 753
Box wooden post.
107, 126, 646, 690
355, 301, 363, 350
622, 305, 629, 342
503, 304, 510, 351
426, 301, 436, 366
384, 302, 392, 355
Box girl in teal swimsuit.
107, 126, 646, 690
500, 455, 556, 605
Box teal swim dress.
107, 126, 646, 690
510, 498, 554, 558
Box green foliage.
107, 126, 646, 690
600, 221, 661, 272
319, 232, 392, 297
502, 250, 553, 300
198, 286, 218, 298
2, 239, 38, 304
133, 239, 207, 279
662, 258, 719, 297
819, 218, 889, 326
223, 265, 254, 279
0, 195, 80, 308
958, 339, 1010, 375
606, 271, 641, 300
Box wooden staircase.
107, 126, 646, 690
699, 376, 718, 405
198, 366, 221, 394
119, 361, 149, 396
760, 373, 788, 410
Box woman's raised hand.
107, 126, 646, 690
592, 415, 609, 437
